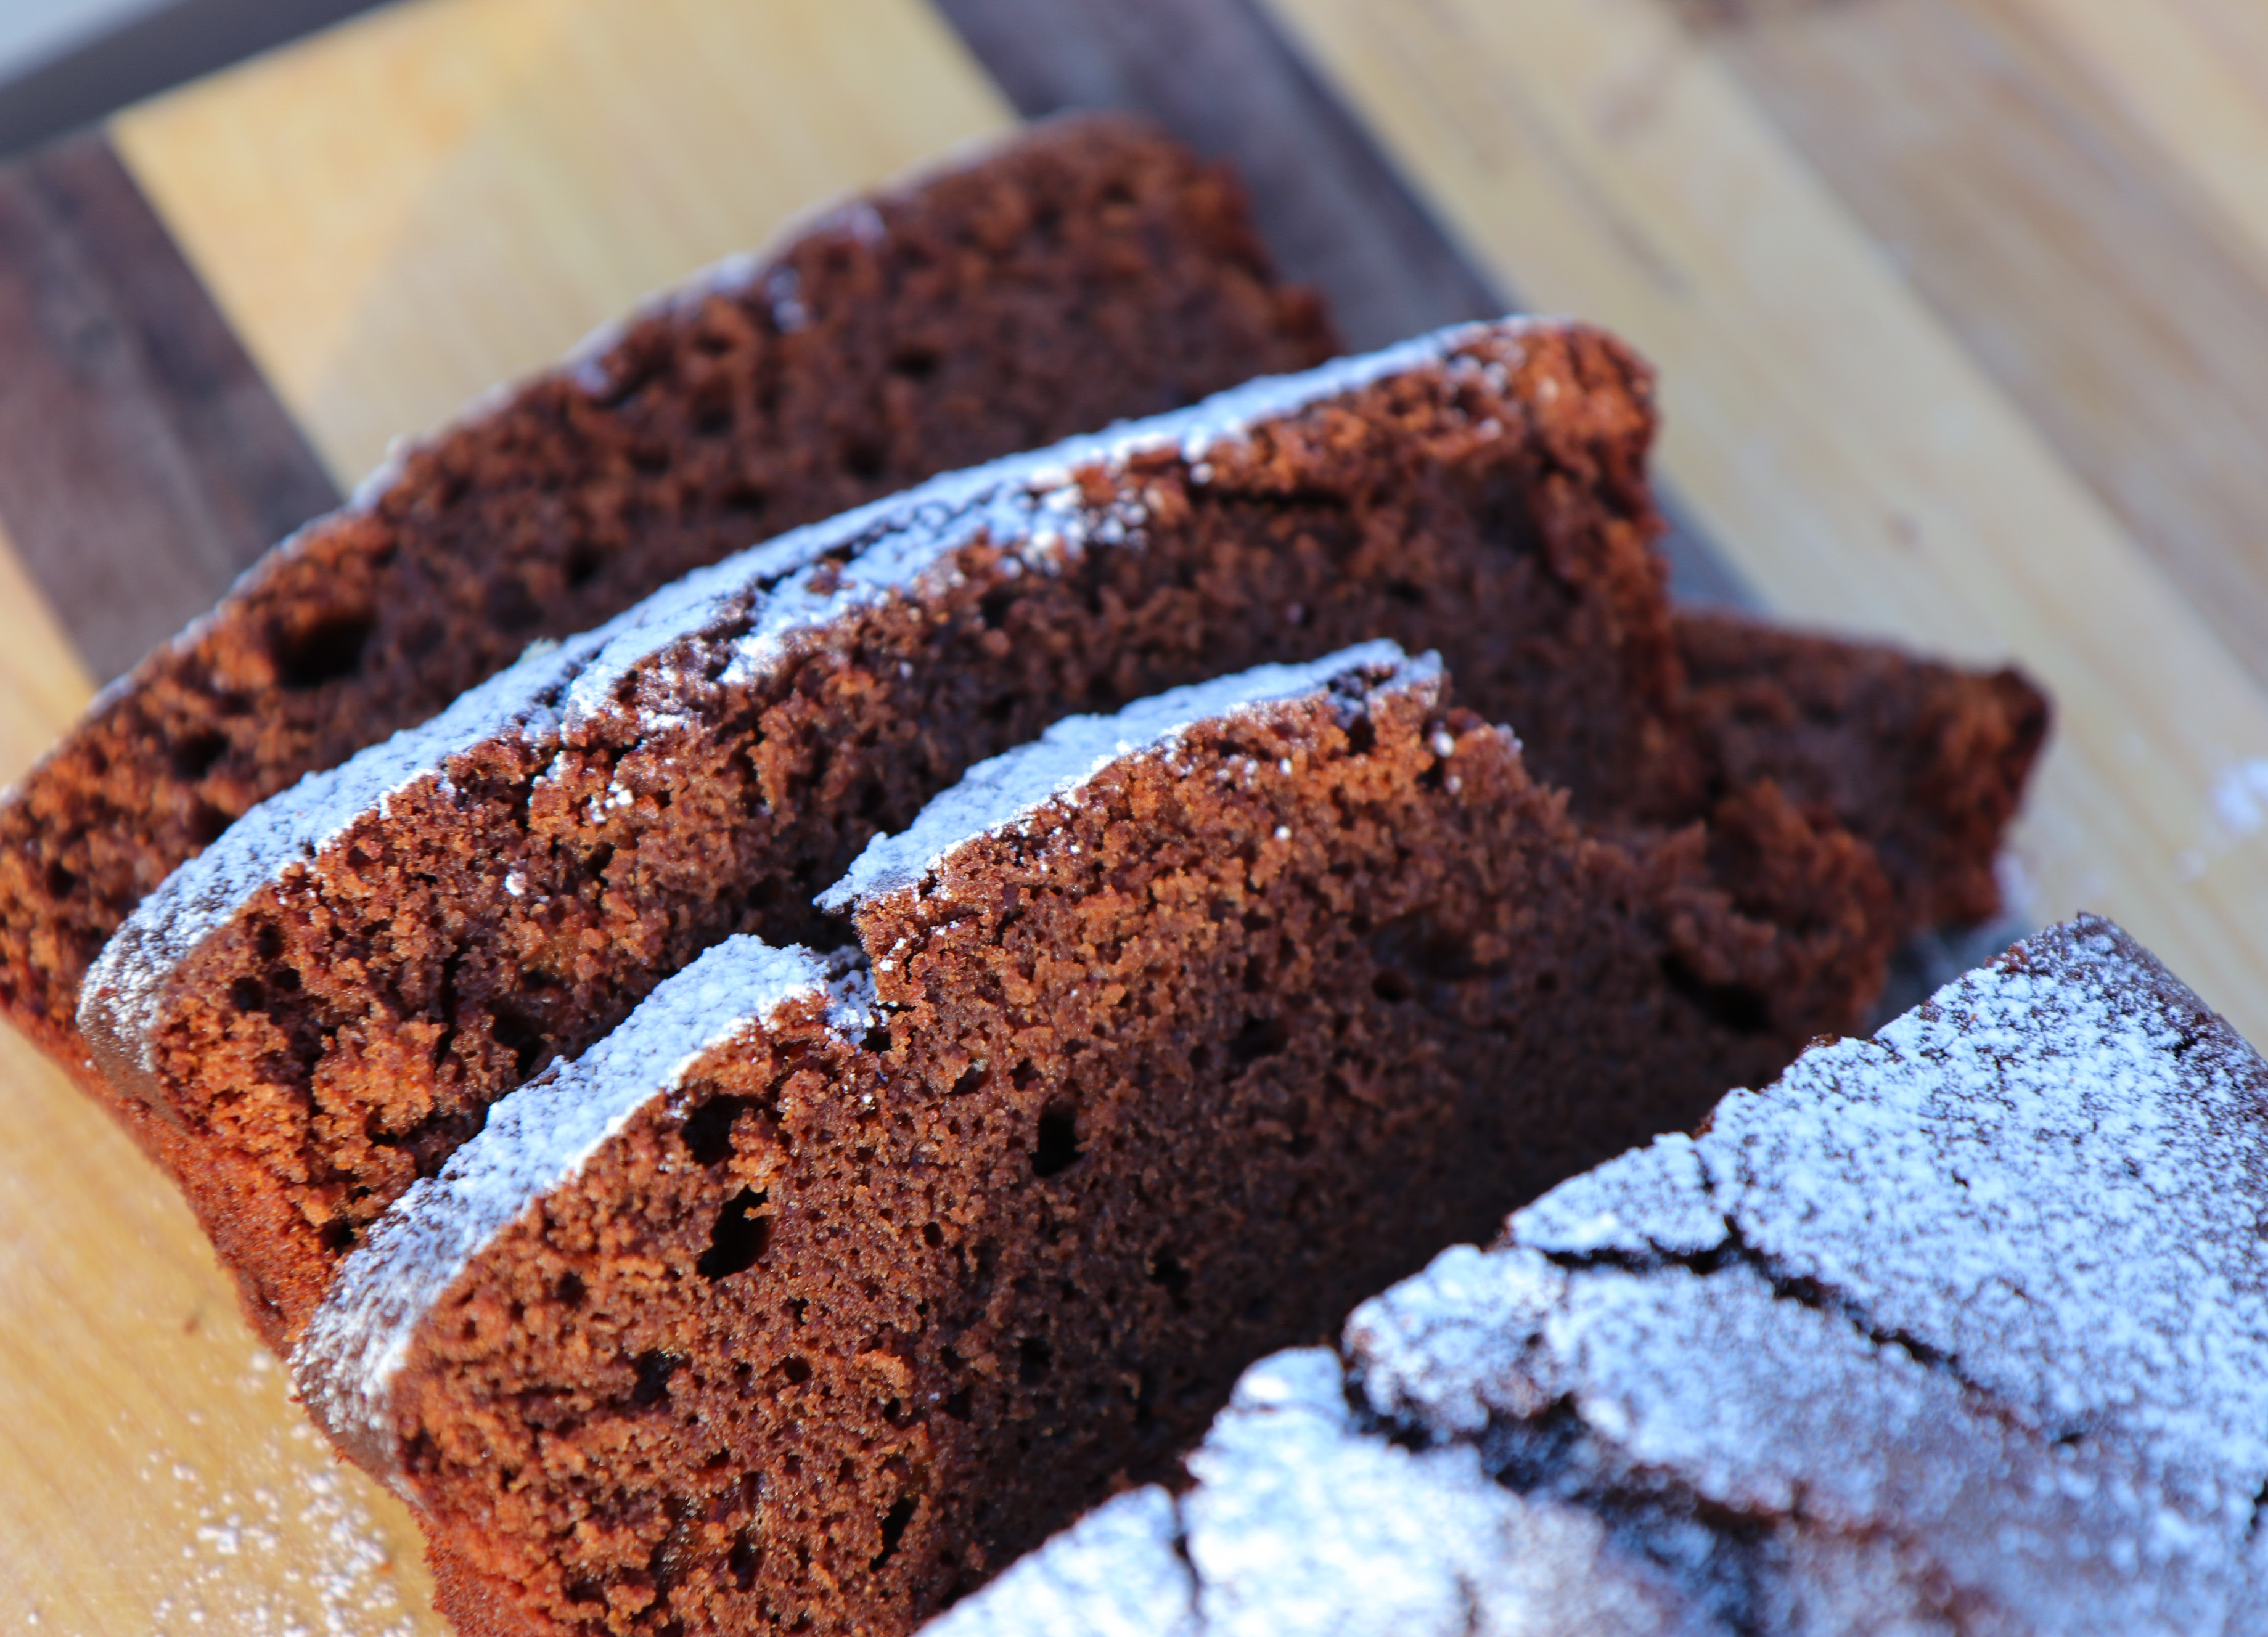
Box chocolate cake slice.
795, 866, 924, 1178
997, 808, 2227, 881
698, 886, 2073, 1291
1676, 609, 2047, 931
292, 644, 1891, 1637
80, 317, 1765, 1345
938, 913, 2268, 1635
0, 110, 1334, 1091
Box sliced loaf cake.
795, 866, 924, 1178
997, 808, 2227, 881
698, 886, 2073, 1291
293, 644, 1894, 1637
78, 319, 1705, 1342
0, 111, 1334, 1091
936, 915, 2268, 1635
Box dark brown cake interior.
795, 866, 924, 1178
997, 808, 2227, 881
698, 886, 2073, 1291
1676, 609, 2049, 929
379, 667, 1889, 1637
100, 326, 1708, 1347
0, 111, 1334, 1077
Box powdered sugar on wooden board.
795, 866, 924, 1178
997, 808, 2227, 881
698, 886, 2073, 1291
932, 917, 2268, 1634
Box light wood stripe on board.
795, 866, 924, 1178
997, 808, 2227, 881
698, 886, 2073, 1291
1263, 0, 2268, 1040
112, 0, 1013, 489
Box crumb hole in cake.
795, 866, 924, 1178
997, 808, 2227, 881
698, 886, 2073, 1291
631, 1350, 682, 1408
186, 801, 232, 847
170, 730, 229, 781
562, 543, 604, 589
565, 1577, 606, 1607
649, 1504, 697, 1593
1659, 955, 1771, 1034
487, 1006, 550, 1079
840, 435, 887, 481
681, 1096, 752, 1167
729, 1530, 762, 1590
555, 1271, 586, 1308
321, 1218, 356, 1253
41, 859, 75, 898
978, 586, 1020, 630
890, 345, 941, 382
1030, 1100, 1082, 1177
697, 1187, 773, 1279
779, 1356, 813, 1386
271, 608, 374, 690
943, 1387, 974, 1422
1370, 912, 1494, 982
922, 1221, 944, 1247
862, 1024, 894, 1055
1148, 1251, 1192, 1305
1372, 969, 1414, 1003
951, 1063, 989, 1097
1345, 715, 1378, 756
1016, 1337, 1052, 1385
869, 1496, 918, 1570
1226, 1014, 1289, 1070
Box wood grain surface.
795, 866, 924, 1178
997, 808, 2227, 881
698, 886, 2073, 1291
0, 133, 338, 680
1264, 0, 2268, 1043
111, 0, 1012, 490
5, 0, 2268, 1629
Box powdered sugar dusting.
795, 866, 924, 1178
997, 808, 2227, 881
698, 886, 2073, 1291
542, 321, 1499, 740
292, 937, 843, 1471
933, 918, 2268, 1634
817, 642, 1436, 913
1349, 915, 2268, 1628
931, 1348, 1700, 1637
84, 318, 1531, 1095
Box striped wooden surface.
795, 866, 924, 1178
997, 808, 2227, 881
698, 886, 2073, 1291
6, 0, 2268, 1627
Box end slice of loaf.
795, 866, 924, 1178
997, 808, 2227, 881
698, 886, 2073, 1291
936, 914, 2268, 1636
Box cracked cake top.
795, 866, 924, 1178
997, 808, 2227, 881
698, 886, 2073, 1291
931, 915, 2268, 1635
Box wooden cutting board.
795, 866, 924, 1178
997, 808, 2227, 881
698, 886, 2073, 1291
7, 0, 2268, 1627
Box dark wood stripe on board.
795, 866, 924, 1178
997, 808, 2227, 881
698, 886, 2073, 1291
0, 133, 339, 682
935, 0, 1754, 608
